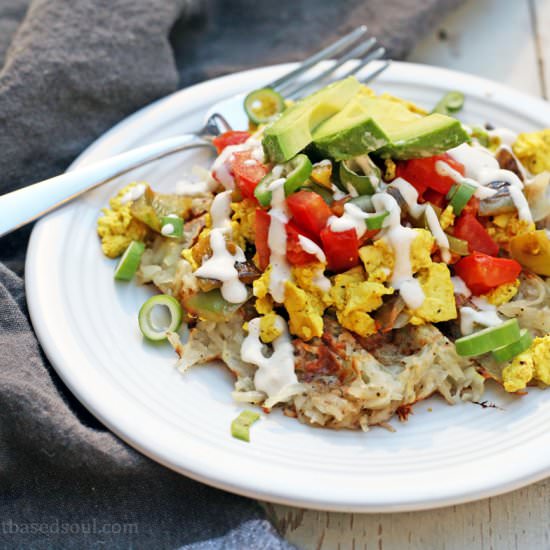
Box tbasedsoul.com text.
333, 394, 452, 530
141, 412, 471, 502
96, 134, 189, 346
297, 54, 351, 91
1, 519, 138, 536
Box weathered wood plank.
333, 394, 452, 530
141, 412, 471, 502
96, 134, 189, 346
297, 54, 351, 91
266, 478, 550, 549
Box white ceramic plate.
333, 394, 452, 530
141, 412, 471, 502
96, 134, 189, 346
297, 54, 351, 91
26, 61, 550, 512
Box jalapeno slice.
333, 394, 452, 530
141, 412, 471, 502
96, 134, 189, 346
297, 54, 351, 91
244, 88, 285, 124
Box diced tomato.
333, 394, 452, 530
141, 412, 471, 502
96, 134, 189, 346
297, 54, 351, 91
453, 213, 499, 256
255, 208, 271, 270
423, 188, 446, 209
358, 229, 380, 246
320, 227, 359, 272
395, 153, 465, 196
286, 223, 319, 265
461, 196, 480, 217
286, 190, 332, 238
212, 130, 250, 154
231, 151, 269, 200
454, 252, 522, 295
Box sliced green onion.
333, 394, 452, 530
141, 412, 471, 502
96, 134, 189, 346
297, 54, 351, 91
492, 329, 533, 363
160, 215, 183, 238
339, 159, 377, 195
114, 241, 145, 281
455, 319, 521, 357
231, 410, 260, 442
471, 126, 490, 147
446, 234, 470, 256
433, 91, 465, 115
447, 182, 477, 215
283, 154, 312, 196
365, 211, 389, 230
183, 288, 245, 322
138, 295, 183, 341
244, 88, 285, 125
349, 195, 374, 212
255, 154, 312, 206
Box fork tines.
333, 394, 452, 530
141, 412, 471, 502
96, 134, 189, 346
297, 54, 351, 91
266, 26, 389, 100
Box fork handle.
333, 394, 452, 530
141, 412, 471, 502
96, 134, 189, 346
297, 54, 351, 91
0, 134, 213, 238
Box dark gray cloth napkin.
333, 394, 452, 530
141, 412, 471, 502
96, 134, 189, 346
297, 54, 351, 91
0, 0, 463, 548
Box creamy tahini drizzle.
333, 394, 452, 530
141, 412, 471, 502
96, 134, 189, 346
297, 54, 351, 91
241, 316, 299, 403
390, 178, 451, 263
328, 202, 383, 238
371, 193, 425, 310
211, 137, 264, 190
120, 183, 146, 204
298, 235, 326, 263
451, 276, 472, 298
193, 191, 248, 303
267, 179, 292, 303
440, 143, 532, 222
459, 297, 502, 335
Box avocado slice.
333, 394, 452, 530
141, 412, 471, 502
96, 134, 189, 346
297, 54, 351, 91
262, 76, 360, 163
312, 99, 389, 160
312, 96, 469, 160
375, 112, 469, 159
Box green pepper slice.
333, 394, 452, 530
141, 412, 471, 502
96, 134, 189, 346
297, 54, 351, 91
339, 157, 379, 195
254, 154, 312, 206
283, 154, 313, 196
183, 288, 245, 322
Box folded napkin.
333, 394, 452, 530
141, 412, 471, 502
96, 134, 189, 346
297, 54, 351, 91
0, 0, 462, 548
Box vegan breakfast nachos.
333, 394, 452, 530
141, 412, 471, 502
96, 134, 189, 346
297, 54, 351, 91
98, 76, 550, 438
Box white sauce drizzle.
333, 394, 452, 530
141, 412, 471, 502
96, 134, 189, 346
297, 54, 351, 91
241, 316, 299, 403
460, 297, 502, 335
327, 202, 367, 236
451, 276, 472, 298
267, 179, 292, 303
312, 268, 331, 292
193, 191, 247, 304
210, 189, 232, 230
371, 193, 425, 310
120, 183, 146, 204
298, 235, 326, 262
161, 223, 175, 236
390, 178, 451, 263
443, 144, 533, 222
211, 137, 264, 189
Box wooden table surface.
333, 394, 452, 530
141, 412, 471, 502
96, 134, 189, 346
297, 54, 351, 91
264, 1, 550, 548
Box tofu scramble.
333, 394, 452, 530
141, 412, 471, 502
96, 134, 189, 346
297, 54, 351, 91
98, 77, 550, 434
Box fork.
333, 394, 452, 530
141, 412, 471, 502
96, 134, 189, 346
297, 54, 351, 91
0, 26, 389, 238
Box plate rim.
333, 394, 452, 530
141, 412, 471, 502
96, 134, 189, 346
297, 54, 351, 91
25, 60, 550, 512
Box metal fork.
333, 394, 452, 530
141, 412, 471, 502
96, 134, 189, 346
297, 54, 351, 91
0, 26, 389, 238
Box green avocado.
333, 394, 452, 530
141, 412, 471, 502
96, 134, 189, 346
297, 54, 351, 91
374, 111, 469, 159
262, 76, 360, 163
311, 99, 389, 160
313, 96, 469, 160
